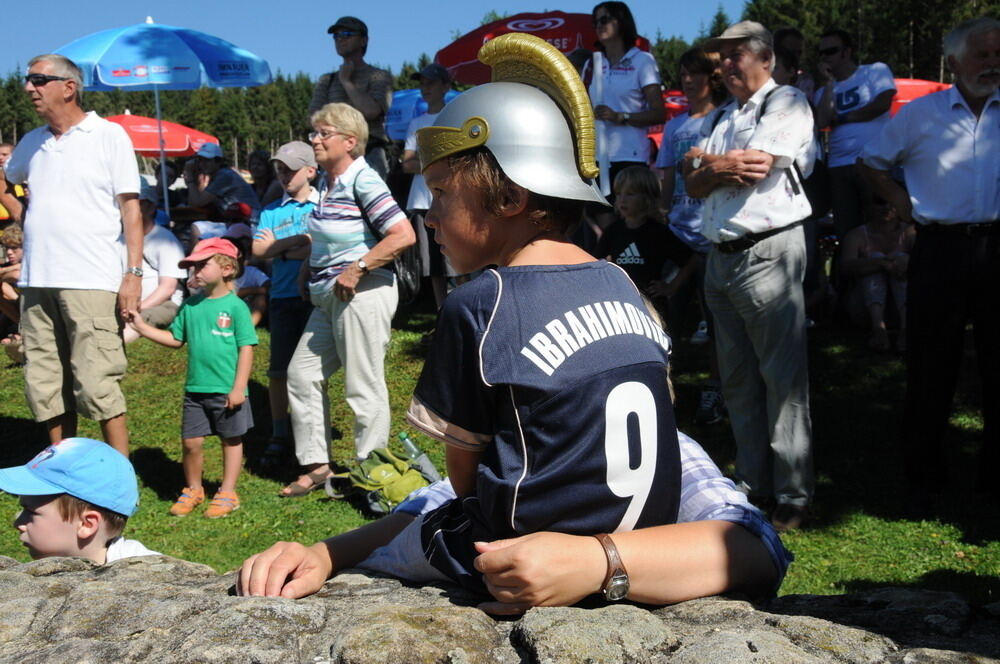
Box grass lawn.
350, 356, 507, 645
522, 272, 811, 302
0, 293, 997, 604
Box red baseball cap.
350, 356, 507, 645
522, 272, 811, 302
179, 237, 239, 268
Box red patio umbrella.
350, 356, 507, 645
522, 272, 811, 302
435, 11, 651, 85
107, 113, 219, 157
890, 78, 951, 116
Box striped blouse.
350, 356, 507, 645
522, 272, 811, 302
308, 156, 407, 279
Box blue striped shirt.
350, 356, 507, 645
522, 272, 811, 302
309, 157, 407, 279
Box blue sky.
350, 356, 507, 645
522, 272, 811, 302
4, 0, 746, 80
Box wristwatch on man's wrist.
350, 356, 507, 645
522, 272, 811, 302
125, 266, 143, 278
594, 533, 630, 601
621, 112, 631, 124
356, 258, 369, 274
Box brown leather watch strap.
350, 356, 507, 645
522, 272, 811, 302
594, 533, 627, 592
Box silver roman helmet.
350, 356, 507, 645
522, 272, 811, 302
417, 33, 609, 206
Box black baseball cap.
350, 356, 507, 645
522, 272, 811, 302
327, 17, 368, 36
409, 63, 451, 84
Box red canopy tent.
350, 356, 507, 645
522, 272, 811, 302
890, 78, 951, 116
435, 11, 650, 86
107, 113, 219, 157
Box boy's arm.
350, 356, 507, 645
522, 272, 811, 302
226, 344, 254, 409
446, 446, 482, 498
127, 310, 184, 348
252, 228, 312, 259
237, 511, 415, 598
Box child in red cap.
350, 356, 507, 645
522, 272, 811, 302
128, 237, 258, 518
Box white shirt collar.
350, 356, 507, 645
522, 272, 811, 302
280, 185, 320, 206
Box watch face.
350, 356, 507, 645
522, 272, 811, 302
605, 575, 630, 601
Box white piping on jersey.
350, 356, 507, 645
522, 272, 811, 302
478, 269, 504, 388
508, 384, 529, 532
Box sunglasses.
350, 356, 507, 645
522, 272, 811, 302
24, 73, 69, 87
332, 30, 361, 39
818, 46, 842, 56
593, 15, 614, 26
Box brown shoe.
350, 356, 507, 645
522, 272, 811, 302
771, 504, 808, 533
169, 486, 205, 516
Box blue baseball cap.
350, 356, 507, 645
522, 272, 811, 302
0, 438, 139, 517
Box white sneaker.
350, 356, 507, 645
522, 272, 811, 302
690, 320, 709, 345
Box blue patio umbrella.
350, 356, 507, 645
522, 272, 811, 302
56, 17, 273, 211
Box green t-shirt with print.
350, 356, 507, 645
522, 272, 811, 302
170, 290, 258, 394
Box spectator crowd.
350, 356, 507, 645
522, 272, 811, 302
0, 6, 996, 614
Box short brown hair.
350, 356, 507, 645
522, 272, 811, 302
210, 253, 240, 281
2, 224, 23, 248
447, 147, 584, 234
613, 166, 662, 222
54, 494, 127, 539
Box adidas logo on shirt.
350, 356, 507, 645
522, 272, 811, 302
616, 242, 644, 265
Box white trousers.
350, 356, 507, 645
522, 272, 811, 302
287, 271, 397, 463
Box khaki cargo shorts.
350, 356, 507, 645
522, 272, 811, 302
20, 288, 127, 422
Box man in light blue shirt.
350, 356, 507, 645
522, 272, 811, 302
861, 16, 1000, 513
252, 142, 319, 458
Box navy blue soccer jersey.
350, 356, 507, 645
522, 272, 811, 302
406, 261, 682, 590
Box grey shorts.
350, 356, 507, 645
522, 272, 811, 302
181, 392, 253, 440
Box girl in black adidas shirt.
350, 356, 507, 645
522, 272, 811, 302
596, 166, 698, 324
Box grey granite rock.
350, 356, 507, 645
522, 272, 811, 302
0, 556, 995, 664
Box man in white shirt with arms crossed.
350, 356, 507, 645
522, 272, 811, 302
0, 55, 142, 456
684, 22, 816, 532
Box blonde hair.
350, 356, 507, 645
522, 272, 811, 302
54, 494, 127, 540
210, 253, 240, 282
310, 103, 368, 158
2, 224, 23, 248
613, 166, 662, 222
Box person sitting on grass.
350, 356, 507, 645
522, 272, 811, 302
128, 237, 258, 518
0, 223, 23, 357
122, 180, 186, 344
0, 437, 158, 563
839, 195, 914, 352
237, 35, 789, 612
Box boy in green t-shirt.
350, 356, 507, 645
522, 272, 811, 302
128, 237, 258, 518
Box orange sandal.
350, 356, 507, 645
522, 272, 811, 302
169, 486, 205, 516
204, 490, 240, 518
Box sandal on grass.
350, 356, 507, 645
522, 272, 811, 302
279, 469, 331, 497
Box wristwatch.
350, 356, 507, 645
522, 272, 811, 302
594, 533, 630, 601
691, 155, 703, 170
356, 258, 369, 274
621, 112, 631, 124
125, 266, 144, 278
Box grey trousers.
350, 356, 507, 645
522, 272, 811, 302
704, 225, 814, 506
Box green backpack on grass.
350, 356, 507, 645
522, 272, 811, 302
325, 447, 439, 515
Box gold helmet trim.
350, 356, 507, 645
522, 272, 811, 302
416, 117, 490, 172
416, 33, 598, 181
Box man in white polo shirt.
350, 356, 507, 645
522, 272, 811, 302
684, 21, 816, 532
861, 17, 1000, 512
0, 54, 142, 455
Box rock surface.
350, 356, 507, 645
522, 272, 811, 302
0, 555, 996, 663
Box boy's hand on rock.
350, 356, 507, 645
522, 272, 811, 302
237, 541, 332, 599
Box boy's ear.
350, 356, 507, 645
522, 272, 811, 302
76, 508, 103, 539
497, 183, 530, 219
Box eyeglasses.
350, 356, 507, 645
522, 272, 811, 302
818, 46, 842, 56
332, 30, 361, 40
308, 129, 348, 141
24, 73, 69, 87
593, 15, 614, 26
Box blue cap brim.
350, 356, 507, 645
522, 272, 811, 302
0, 466, 66, 497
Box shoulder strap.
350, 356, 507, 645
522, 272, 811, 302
756, 85, 804, 195
352, 177, 383, 241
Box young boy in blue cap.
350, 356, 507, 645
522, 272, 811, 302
0, 437, 158, 564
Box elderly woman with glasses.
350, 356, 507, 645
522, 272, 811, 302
281, 102, 415, 496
